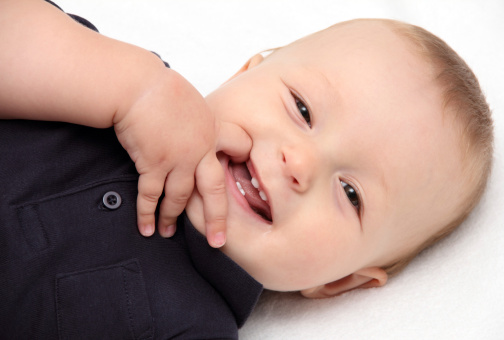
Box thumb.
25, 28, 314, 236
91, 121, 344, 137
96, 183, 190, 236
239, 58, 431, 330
216, 122, 251, 163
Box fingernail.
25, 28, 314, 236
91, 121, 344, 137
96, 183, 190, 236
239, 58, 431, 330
161, 224, 176, 238
143, 224, 154, 236
212, 232, 226, 248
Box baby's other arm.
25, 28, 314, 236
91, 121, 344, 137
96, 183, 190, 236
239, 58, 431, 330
0, 0, 162, 127
0, 0, 230, 247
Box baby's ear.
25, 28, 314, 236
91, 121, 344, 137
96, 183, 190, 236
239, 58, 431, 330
300, 267, 388, 299
225, 54, 264, 82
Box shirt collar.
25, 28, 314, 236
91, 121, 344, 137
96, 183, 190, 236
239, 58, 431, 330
181, 213, 263, 328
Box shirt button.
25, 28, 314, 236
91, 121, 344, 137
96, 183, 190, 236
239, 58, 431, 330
103, 191, 122, 210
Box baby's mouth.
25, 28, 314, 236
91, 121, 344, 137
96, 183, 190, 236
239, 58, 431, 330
229, 161, 272, 222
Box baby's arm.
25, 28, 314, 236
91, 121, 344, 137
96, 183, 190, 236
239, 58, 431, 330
0, 0, 232, 247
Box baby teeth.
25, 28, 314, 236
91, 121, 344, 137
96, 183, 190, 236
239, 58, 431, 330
259, 190, 267, 201
251, 177, 259, 189
236, 181, 246, 196
251, 177, 267, 201
238, 177, 267, 201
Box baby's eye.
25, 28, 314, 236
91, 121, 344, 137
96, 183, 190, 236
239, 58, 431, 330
341, 180, 360, 212
293, 94, 312, 128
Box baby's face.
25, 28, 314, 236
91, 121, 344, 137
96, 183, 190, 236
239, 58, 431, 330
186, 20, 464, 291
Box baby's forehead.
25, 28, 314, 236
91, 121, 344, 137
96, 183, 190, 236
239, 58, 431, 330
274, 20, 430, 84
289, 19, 407, 54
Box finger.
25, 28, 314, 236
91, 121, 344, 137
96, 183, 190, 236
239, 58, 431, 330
137, 172, 165, 237
195, 152, 228, 248
216, 122, 252, 163
158, 223, 176, 239
158, 167, 195, 237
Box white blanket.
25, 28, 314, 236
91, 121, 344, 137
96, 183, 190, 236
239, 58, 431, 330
59, 1, 504, 338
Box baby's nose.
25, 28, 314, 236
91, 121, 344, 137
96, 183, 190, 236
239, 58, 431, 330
281, 146, 316, 193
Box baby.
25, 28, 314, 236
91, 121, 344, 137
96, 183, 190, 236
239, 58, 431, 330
0, 0, 493, 338
186, 18, 494, 295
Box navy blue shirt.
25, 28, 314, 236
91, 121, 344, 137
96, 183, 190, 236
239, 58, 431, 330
0, 3, 262, 338
0, 121, 262, 339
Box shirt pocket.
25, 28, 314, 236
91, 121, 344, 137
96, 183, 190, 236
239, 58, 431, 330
13, 176, 138, 258
9, 176, 154, 338
56, 259, 154, 340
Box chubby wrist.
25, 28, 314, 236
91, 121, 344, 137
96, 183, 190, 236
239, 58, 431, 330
112, 51, 176, 127
112, 63, 208, 145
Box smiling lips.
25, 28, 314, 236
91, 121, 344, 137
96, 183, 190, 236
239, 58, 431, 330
229, 162, 272, 222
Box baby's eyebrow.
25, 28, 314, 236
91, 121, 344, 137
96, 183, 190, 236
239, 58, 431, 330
357, 162, 388, 232
303, 66, 341, 109
311, 68, 336, 92
314, 68, 333, 89
377, 166, 389, 199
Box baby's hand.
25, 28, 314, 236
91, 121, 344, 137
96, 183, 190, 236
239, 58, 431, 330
114, 68, 227, 247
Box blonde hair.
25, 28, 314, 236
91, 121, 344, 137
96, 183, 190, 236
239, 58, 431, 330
381, 20, 494, 276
